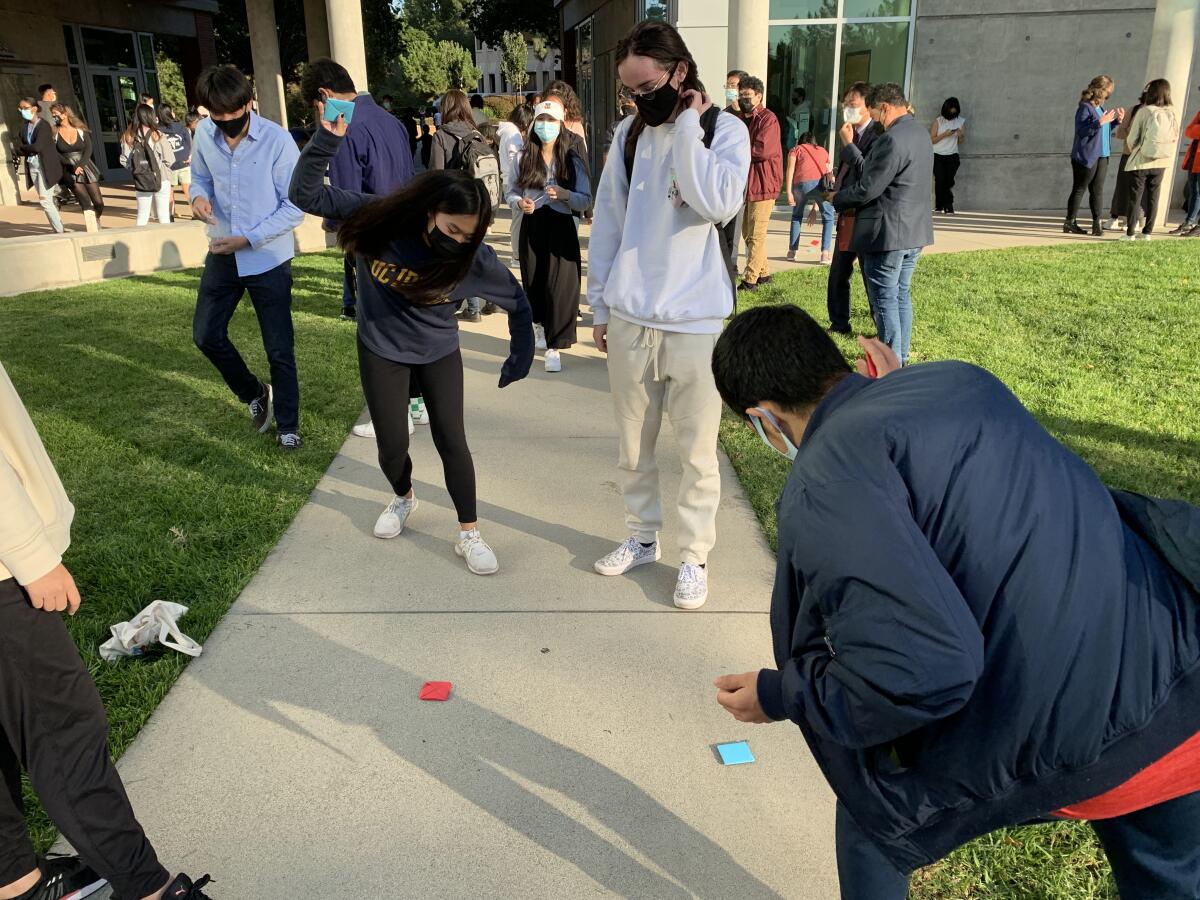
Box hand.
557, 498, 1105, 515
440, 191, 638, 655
786, 193, 795, 206
192, 195, 214, 223
545, 185, 564, 201
715, 672, 772, 724
25, 563, 82, 616
1115, 107, 1126, 123
806, 206, 818, 226
74, 166, 84, 176
839, 121, 856, 146
593, 324, 608, 354
855, 335, 901, 377
317, 105, 349, 137
519, 198, 536, 214
679, 89, 711, 116
1100, 109, 1117, 125
209, 235, 250, 255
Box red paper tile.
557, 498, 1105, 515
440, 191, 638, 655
420, 681, 453, 701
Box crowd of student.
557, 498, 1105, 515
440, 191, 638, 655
3, 18, 1199, 900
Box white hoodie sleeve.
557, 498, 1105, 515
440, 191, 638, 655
585, 116, 634, 326
672, 108, 750, 226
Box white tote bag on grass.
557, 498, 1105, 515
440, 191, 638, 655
99, 600, 203, 663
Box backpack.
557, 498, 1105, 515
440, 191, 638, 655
451, 131, 502, 208
623, 105, 739, 304
127, 136, 162, 192
1141, 108, 1178, 162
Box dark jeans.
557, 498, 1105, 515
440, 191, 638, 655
836, 793, 1200, 900
0, 579, 170, 900
342, 251, 357, 313
193, 254, 299, 432
1109, 153, 1133, 220
860, 247, 922, 365
826, 243, 871, 333
1067, 156, 1109, 223
933, 152, 960, 211
1126, 168, 1165, 235
1186, 171, 1200, 225
358, 340, 477, 524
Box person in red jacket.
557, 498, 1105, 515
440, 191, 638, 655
736, 75, 782, 291
1169, 103, 1200, 236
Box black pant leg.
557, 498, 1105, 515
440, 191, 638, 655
416, 349, 477, 525
244, 261, 299, 433
1141, 169, 1164, 233
1126, 170, 1149, 236
1109, 154, 1131, 219
1067, 160, 1093, 220
1090, 791, 1200, 899
834, 802, 911, 900
932, 155, 945, 210
357, 340, 414, 498
1087, 156, 1109, 223
0, 694, 35, 888
945, 153, 960, 211
193, 253, 262, 406
826, 247, 855, 332
0, 579, 169, 900
342, 251, 358, 313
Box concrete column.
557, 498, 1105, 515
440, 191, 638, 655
727, 0, 769, 82
246, 0, 288, 127
326, 0, 369, 93
304, 0, 331, 61
1144, 0, 1198, 226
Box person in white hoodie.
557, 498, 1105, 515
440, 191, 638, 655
588, 20, 750, 610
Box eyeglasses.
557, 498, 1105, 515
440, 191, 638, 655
629, 68, 672, 100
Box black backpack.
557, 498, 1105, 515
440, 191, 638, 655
623, 105, 739, 303
448, 131, 502, 208
127, 136, 162, 192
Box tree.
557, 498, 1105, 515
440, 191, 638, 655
401, 0, 473, 47
499, 31, 528, 98
397, 26, 451, 99
155, 52, 188, 113
467, 0, 558, 46
443, 41, 482, 91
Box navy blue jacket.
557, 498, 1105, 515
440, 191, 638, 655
759, 363, 1200, 871
325, 94, 414, 228
1071, 102, 1111, 168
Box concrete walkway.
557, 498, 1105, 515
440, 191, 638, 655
79, 311, 838, 896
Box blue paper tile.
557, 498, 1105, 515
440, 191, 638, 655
716, 741, 755, 766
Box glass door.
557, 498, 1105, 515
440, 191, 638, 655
92, 72, 140, 179
575, 17, 595, 179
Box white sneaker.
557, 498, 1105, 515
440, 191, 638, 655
374, 495, 417, 539
352, 420, 376, 438
1118, 233, 1136, 242
594, 536, 660, 576
410, 397, 429, 426
534, 324, 548, 351
1103, 218, 1123, 231
1134, 233, 1152, 241
544, 349, 562, 373
456, 529, 498, 575
673, 563, 709, 610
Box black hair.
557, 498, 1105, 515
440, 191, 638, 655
18, 96, 38, 109
337, 170, 493, 303
866, 82, 907, 109
940, 97, 961, 119
382, 94, 393, 101
186, 112, 201, 127
470, 93, 484, 109
196, 65, 254, 115
300, 57, 356, 105
844, 81, 870, 101
797, 130, 816, 145
140, 93, 155, 103
516, 113, 579, 191
524, 92, 536, 105
726, 69, 749, 81
37, 83, 54, 96
157, 103, 178, 124
712, 306, 851, 420
793, 87, 807, 101
123, 103, 162, 144
479, 121, 498, 150
738, 75, 765, 95
508, 103, 535, 132
617, 21, 704, 152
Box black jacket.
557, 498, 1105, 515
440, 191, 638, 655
835, 120, 879, 194
833, 114, 934, 253
16, 118, 63, 189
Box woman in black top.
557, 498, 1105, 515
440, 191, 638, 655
289, 111, 534, 576
50, 103, 104, 224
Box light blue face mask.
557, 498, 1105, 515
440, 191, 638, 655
725, 88, 738, 105
751, 407, 798, 461
533, 120, 561, 143
20, 108, 34, 121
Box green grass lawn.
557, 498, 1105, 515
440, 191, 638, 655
720, 240, 1200, 899
0, 251, 362, 851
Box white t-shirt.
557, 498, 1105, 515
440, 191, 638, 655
497, 121, 523, 191
933, 116, 965, 155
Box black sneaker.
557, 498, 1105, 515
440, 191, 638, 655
339, 308, 356, 321
736, 281, 759, 293
160, 873, 214, 899
459, 308, 482, 323
481, 302, 499, 315
249, 384, 273, 434
277, 432, 303, 451
757, 274, 774, 285
27, 856, 107, 900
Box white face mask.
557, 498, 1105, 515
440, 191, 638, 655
843, 106, 863, 125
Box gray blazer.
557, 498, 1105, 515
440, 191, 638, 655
833, 114, 933, 253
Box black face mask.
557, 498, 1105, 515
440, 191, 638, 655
634, 79, 680, 127
214, 109, 249, 139
428, 224, 471, 260
946, 109, 959, 119
738, 98, 754, 114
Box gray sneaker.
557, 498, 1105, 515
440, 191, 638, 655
374, 495, 417, 539
594, 536, 660, 576
249, 383, 273, 433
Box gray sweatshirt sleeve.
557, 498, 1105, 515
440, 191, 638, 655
288, 127, 374, 221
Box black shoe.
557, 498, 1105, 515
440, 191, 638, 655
25, 856, 107, 900
249, 384, 273, 434
1169, 222, 1197, 235
161, 873, 214, 899
757, 274, 774, 285
459, 309, 482, 323
277, 432, 303, 450
339, 308, 356, 321
1183, 225, 1200, 237
736, 281, 759, 292
945, 207, 956, 215
1062, 219, 1087, 235
1091, 219, 1103, 236
482, 302, 499, 315
826, 326, 852, 336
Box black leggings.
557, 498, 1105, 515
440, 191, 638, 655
358, 340, 476, 524
1066, 157, 1108, 222
60, 179, 104, 218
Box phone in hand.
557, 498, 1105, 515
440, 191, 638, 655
322, 98, 356, 125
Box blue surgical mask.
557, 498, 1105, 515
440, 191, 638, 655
725, 88, 738, 105
533, 120, 561, 143
20, 108, 34, 121
751, 408, 798, 462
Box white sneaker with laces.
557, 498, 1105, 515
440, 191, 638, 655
1134, 233, 1152, 241
456, 529, 499, 575
352, 420, 376, 438
673, 563, 709, 610
411, 397, 429, 426
545, 349, 562, 373
1118, 233, 1136, 242
1103, 218, 1123, 231
374, 495, 417, 539
534, 324, 548, 351
594, 536, 660, 576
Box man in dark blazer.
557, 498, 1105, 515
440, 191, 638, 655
833, 83, 933, 365
826, 82, 878, 335
15, 96, 64, 234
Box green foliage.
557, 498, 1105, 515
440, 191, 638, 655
154, 52, 187, 114
484, 95, 517, 121
499, 30, 529, 97
444, 40, 482, 91
401, 0, 473, 47
395, 25, 481, 99
531, 35, 549, 61
467, 0, 558, 46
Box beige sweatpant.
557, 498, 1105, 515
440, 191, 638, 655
606, 315, 723, 566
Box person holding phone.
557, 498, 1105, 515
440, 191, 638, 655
1065, 75, 1124, 235
588, 20, 749, 610
930, 97, 965, 214
288, 107, 534, 575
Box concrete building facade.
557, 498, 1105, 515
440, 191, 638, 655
557, 0, 1200, 213
474, 38, 563, 96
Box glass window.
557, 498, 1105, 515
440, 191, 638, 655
842, 0, 911, 17
768, 23, 836, 152
643, 0, 669, 20
63, 25, 78, 65
92, 74, 121, 134
143, 73, 160, 105
139, 34, 155, 70
769, 0, 837, 20
81, 28, 137, 69
70, 69, 89, 123
839, 22, 909, 91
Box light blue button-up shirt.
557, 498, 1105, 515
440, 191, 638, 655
190, 113, 305, 277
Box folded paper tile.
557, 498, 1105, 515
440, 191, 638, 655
716, 741, 755, 766
420, 681, 453, 701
